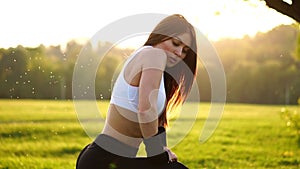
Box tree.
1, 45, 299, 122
243, 0, 300, 23
264, 0, 300, 23
296, 28, 300, 60
214, 24, 300, 104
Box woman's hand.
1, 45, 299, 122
163, 147, 177, 163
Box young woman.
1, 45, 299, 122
76, 14, 197, 169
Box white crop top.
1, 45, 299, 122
110, 46, 166, 114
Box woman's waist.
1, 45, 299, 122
94, 134, 140, 158
101, 115, 143, 148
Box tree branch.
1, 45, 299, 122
265, 0, 300, 23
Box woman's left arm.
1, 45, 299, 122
137, 48, 167, 138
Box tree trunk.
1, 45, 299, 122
265, 0, 300, 23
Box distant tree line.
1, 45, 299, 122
210, 24, 300, 104
0, 41, 132, 100
0, 24, 299, 104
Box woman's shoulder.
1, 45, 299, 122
139, 46, 166, 55
137, 47, 167, 68
136, 46, 167, 63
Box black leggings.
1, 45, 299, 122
76, 135, 189, 169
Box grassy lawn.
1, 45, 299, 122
0, 100, 299, 169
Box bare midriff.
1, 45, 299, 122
101, 104, 143, 148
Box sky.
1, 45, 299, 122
0, 0, 295, 49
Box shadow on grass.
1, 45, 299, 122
45, 146, 85, 158
58, 146, 82, 155
278, 158, 300, 166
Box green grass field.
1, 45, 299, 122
0, 99, 299, 169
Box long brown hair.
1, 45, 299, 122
143, 14, 198, 127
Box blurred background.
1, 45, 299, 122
1, 0, 299, 105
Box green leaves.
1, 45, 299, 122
280, 107, 300, 144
